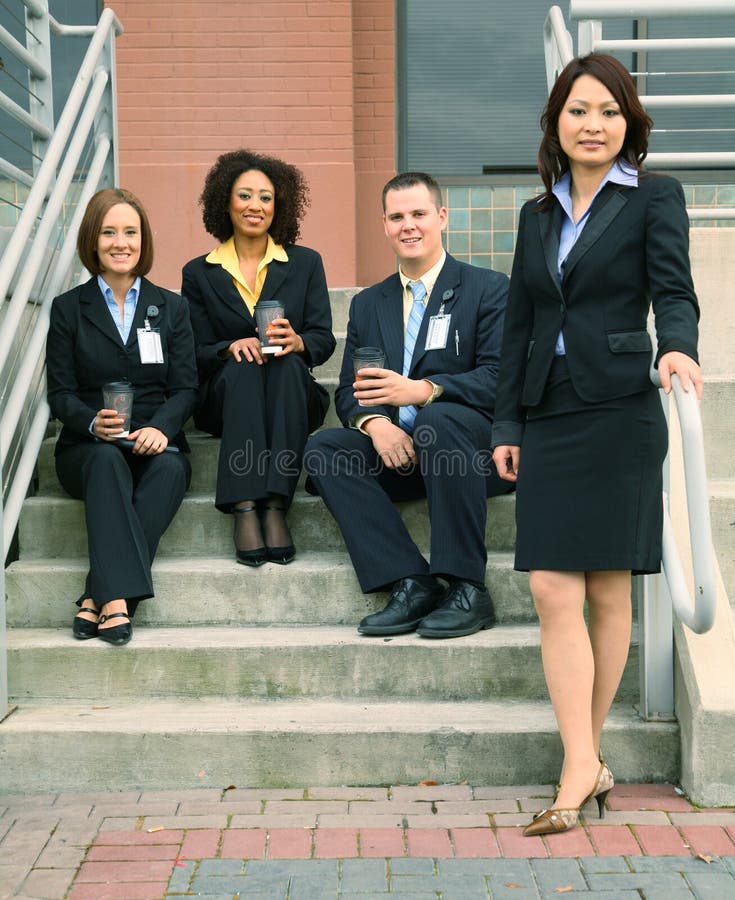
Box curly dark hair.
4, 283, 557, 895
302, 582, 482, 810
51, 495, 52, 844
537, 53, 652, 208
199, 149, 310, 245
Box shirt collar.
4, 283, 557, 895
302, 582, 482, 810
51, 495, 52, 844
552, 158, 639, 204
398, 249, 446, 296
206, 234, 289, 270
97, 274, 141, 300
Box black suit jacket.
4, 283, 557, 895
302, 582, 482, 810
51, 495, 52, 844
335, 253, 509, 426
181, 244, 336, 384
492, 173, 700, 447
47, 277, 198, 454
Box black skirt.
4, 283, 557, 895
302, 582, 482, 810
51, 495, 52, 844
514, 357, 668, 574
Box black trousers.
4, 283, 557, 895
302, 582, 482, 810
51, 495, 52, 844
196, 353, 313, 512
55, 441, 191, 615
304, 402, 510, 592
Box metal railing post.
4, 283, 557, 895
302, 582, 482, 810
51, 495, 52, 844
0, 500, 7, 719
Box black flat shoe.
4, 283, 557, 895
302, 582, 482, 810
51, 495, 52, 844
72, 606, 99, 640
233, 505, 267, 567
98, 612, 132, 646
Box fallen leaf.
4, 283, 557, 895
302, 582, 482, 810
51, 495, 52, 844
173, 855, 187, 867
197, 770, 206, 777
418, 779, 438, 786
147, 826, 165, 833
555, 887, 573, 893
223, 784, 237, 792
696, 853, 713, 864
505, 883, 526, 889
91, 706, 110, 710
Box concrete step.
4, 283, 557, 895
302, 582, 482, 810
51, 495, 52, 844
5, 625, 640, 704
709, 479, 735, 601
16, 490, 518, 559
4, 552, 534, 628
312, 332, 346, 380
0, 698, 678, 793
328, 287, 360, 333
700, 377, 735, 481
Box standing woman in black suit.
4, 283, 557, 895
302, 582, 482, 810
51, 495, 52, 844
182, 149, 335, 567
47, 188, 197, 645
492, 54, 702, 835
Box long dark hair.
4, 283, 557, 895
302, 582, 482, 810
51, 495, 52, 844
199, 148, 310, 245
537, 53, 652, 205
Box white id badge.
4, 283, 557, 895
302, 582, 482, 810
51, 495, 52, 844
424, 314, 451, 351
138, 328, 164, 364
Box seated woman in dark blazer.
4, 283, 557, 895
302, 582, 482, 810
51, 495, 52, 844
47, 188, 197, 645
491, 54, 702, 835
182, 149, 335, 566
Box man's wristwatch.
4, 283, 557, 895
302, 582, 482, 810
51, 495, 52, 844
420, 381, 443, 407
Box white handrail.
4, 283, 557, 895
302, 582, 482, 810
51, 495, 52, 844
543, 6, 574, 88
650, 375, 717, 634
0, 6, 122, 311
571, 0, 735, 16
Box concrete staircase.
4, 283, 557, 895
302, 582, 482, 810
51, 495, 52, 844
6, 278, 730, 794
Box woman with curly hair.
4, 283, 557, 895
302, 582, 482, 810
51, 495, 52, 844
182, 149, 335, 566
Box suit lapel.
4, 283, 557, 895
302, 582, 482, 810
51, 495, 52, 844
204, 260, 256, 324
79, 278, 124, 347
376, 275, 405, 372
260, 256, 289, 303
563, 183, 630, 281
538, 202, 564, 300
125, 278, 166, 349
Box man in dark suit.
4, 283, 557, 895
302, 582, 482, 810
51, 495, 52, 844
305, 172, 511, 638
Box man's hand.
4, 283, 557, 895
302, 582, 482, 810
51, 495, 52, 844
363, 417, 416, 469
354, 368, 433, 408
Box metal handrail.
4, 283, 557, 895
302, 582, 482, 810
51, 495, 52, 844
571, 0, 735, 16
650, 372, 717, 634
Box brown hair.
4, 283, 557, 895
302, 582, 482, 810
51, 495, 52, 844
382, 172, 443, 211
76, 188, 153, 276
537, 53, 653, 204
200, 149, 310, 245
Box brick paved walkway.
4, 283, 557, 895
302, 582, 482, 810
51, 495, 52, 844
1, 783, 734, 898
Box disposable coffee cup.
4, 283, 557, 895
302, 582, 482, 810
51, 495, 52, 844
254, 300, 285, 354
102, 381, 134, 438
352, 347, 385, 406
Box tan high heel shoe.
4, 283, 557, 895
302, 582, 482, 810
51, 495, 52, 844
523, 761, 614, 836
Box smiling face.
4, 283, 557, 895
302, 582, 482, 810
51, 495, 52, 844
558, 74, 627, 177
228, 169, 275, 240
96, 203, 142, 278
382, 183, 447, 277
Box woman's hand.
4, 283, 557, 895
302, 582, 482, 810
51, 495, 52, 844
264, 317, 305, 356
127, 426, 169, 455
658, 351, 703, 402
227, 337, 265, 364
492, 444, 520, 482
93, 408, 126, 441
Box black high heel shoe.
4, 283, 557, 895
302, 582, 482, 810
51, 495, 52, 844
262, 504, 295, 565
98, 611, 132, 646
233, 505, 267, 567
72, 606, 99, 640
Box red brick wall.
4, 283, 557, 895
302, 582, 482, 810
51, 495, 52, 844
105, 0, 396, 289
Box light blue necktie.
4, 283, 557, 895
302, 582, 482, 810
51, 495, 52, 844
399, 280, 427, 432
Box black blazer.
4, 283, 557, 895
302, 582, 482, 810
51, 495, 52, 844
47, 277, 198, 454
181, 244, 336, 384
492, 173, 700, 447
335, 253, 509, 426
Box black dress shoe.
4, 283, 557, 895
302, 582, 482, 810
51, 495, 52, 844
416, 580, 496, 638
358, 576, 444, 636
98, 612, 132, 646
72, 606, 99, 640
